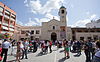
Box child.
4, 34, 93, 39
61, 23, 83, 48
16, 42, 21, 62
64, 40, 70, 59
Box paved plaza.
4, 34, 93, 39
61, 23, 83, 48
6, 46, 86, 62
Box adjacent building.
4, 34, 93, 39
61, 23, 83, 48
86, 19, 100, 28
19, 26, 41, 40
0, 2, 16, 36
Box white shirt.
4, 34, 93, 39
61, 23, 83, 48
2, 41, 11, 49
95, 48, 100, 57
0, 40, 2, 44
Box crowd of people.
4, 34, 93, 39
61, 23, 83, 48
0, 38, 99, 62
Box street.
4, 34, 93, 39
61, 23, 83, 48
7, 46, 86, 62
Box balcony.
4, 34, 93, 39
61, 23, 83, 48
1, 31, 7, 34
0, 12, 3, 16
2, 23, 8, 26
10, 17, 15, 21
8, 32, 13, 35
4, 15, 10, 19
2, 26, 8, 30
0, 21, 1, 24
9, 25, 14, 28
9, 28, 14, 31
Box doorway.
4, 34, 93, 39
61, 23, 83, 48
51, 32, 57, 43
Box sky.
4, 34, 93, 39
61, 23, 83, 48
0, 0, 100, 27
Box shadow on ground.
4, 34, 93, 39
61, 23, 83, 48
58, 57, 67, 62
73, 54, 81, 57
59, 50, 64, 53
7, 59, 16, 62
36, 52, 47, 57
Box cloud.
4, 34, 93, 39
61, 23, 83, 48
90, 14, 96, 20
45, 13, 59, 20
24, 0, 28, 3
25, 0, 64, 14
71, 14, 97, 27
24, 18, 38, 26
16, 19, 23, 26
70, 4, 74, 8
34, 18, 49, 24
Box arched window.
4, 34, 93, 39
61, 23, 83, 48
53, 26, 55, 30
61, 10, 64, 14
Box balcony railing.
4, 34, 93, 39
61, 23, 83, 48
0, 12, 3, 16
2, 23, 8, 26
2, 26, 8, 30
9, 28, 14, 31
8, 32, 13, 35
0, 21, 1, 24
10, 17, 15, 21
4, 15, 10, 19
1, 31, 7, 34
9, 25, 14, 28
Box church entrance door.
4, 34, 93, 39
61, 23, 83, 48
51, 32, 57, 43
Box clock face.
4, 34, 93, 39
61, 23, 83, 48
61, 10, 64, 14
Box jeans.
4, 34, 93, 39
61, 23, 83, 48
1, 48, 8, 62
85, 51, 91, 62
22, 49, 28, 59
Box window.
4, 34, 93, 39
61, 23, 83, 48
36, 30, 40, 34
53, 26, 55, 30
80, 37, 84, 40
21, 31, 25, 34
87, 37, 91, 40
31, 30, 34, 34
61, 10, 64, 14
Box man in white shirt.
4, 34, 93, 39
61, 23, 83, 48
92, 41, 100, 62
1, 39, 11, 62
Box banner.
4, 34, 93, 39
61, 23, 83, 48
60, 26, 66, 39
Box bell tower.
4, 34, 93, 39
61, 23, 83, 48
59, 6, 67, 26
58, 6, 67, 40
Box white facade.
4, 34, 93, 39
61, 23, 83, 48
19, 26, 41, 40
75, 32, 100, 40
86, 19, 100, 28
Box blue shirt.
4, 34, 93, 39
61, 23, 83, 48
2, 41, 11, 49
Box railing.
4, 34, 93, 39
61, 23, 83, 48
1, 31, 7, 34
0, 21, 1, 24
10, 17, 15, 21
9, 28, 14, 31
4, 15, 10, 19
2, 23, 8, 26
9, 25, 14, 28
2, 26, 8, 30
0, 12, 3, 16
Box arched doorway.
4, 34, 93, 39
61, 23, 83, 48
51, 32, 57, 43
